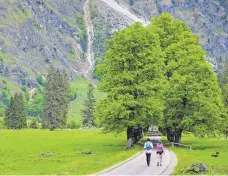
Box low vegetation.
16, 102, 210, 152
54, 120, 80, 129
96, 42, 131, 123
0, 129, 140, 175
170, 134, 228, 175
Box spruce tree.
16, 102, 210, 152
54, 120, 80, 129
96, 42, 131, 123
43, 68, 69, 130
5, 93, 26, 129
81, 83, 96, 126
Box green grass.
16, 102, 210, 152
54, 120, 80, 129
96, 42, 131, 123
2, 4, 31, 25
67, 77, 106, 123
0, 129, 140, 175
0, 76, 20, 93
170, 134, 228, 175
0, 51, 14, 62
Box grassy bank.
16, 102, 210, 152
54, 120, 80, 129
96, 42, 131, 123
68, 77, 106, 123
0, 129, 140, 175
170, 134, 228, 175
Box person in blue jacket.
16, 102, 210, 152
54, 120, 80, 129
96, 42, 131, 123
144, 138, 153, 166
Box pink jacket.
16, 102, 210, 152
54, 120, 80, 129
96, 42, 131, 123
156, 143, 164, 151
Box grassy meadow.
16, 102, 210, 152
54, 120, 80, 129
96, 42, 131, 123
0, 129, 140, 175
170, 134, 228, 175
67, 77, 106, 123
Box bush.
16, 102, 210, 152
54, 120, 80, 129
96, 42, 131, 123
36, 75, 46, 86
0, 118, 5, 129
29, 118, 40, 129
69, 88, 78, 101
67, 120, 80, 129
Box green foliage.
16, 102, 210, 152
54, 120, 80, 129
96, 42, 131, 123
150, 13, 223, 142
81, 84, 96, 126
5, 93, 27, 129
75, 11, 87, 51
29, 118, 39, 129
69, 87, 78, 101
67, 77, 106, 123
221, 84, 228, 138
95, 22, 165, 134
43, 68, 70, 130
0, 118, 5, 129
179, 165, 201, 175
36, 75, 46, 86
67, 120, 80, 129
1, 86, 10, 106
27, 93, 44, 118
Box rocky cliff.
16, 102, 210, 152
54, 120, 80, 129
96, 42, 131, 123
0, 0, 88, 89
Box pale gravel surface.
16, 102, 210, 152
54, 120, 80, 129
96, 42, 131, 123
94, 135, 177, 175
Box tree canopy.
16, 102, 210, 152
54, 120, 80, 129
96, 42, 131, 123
43, 68, 70, 130
151, 14, 223, 142
82, 83, 96, 126
5, 93, 26, 129
94, 22, 166, 134
95, 13, 223, 143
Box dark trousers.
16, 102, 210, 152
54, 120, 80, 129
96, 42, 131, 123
146, 153, 151, 166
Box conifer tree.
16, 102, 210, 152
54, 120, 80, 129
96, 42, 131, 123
5, 93, 26, 129
81, 83, 96, 126
43, 68, 69, 130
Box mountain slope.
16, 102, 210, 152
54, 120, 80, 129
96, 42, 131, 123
91, 0, 228, 71
0, 0, 88, 88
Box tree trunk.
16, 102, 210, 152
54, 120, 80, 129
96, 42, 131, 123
127, 127, 134, 140
167, 128, 175, 142
174, 129, 182, 143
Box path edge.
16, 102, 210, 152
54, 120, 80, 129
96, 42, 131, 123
90, 150, 143, 175
160, 150, 178, 175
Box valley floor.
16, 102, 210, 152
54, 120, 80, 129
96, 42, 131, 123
0, 129, 140, 175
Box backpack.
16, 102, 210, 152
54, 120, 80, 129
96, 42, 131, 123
146, 142, 151, 150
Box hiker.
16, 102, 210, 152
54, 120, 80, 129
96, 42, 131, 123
144, 138, 153, 166
156, 140, 165, 166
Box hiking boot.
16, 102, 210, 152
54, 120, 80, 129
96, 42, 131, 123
157, 162, 159, 166
160, 163, 162, 166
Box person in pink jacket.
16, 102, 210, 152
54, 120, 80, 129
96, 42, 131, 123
156, 140, 165, 166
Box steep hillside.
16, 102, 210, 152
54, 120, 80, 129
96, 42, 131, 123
0, 0, 88, 89
91, 0, 228, 71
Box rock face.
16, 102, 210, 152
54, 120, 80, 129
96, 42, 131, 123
91, 0, 228, 72
0, 0, 87, 87
0, 0, 227, 88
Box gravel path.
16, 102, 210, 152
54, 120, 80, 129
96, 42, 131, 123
94, 130, 177, 175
